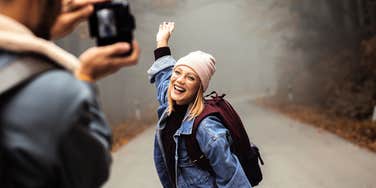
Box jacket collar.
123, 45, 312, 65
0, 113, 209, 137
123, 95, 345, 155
176, 118, 194, 135
0, 14, 79, 71
158, 109, 194, 136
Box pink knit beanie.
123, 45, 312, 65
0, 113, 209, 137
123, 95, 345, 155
174, 51, 216, 92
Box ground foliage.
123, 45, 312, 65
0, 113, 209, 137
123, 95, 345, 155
276, 38, 376, 119
111, 116, 157, 152
271, 34, 376, 151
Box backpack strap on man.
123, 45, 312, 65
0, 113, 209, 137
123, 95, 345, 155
0, 56, 55, 95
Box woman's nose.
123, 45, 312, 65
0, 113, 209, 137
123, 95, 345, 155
176, 75, 185, 84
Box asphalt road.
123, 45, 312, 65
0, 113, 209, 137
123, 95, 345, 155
104, 97, 376, 188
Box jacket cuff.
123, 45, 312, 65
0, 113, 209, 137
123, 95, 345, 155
154, 47, 171, 60
147, 56, 175, 83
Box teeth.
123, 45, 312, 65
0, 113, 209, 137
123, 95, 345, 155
174, 85, 186, 92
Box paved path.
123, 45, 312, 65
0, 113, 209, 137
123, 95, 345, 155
104, 98, 376, 188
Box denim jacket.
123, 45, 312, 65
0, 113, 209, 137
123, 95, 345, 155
148, 54, 252, 188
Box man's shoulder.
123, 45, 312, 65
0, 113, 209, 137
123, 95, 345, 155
24, 52, 93, 96
30, 69, 96, 101
0, 51, 96, 103
0, 55, 97, 133
0, 50, 62, 68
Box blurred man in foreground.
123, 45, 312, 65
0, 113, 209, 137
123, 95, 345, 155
0, 0, 140, 187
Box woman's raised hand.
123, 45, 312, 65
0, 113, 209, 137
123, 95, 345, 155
156, 21, 175, 48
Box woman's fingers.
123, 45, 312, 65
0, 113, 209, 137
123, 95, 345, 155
156, 21, 174, 46
168, 22, 175, 33
163, 21, 175, 33
159, 24, 163, 31
159, 21, 175, 32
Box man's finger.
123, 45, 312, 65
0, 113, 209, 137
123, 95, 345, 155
97, 42, 132, 56
110, 41, 140, 66
70, 0, 110, 9
64, 5, 94, 24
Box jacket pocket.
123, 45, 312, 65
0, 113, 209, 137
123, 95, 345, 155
178, 162, 211, 186
178, 140, 212, 186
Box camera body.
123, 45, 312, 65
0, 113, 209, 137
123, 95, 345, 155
89, 0, 135, 55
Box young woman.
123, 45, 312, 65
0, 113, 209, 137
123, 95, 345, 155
147, 22, 252, 188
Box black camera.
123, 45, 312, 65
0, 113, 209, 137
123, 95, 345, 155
89, 0, 135, 55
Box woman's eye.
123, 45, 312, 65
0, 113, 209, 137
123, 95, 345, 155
188, 76, 195, 81
174, 70, 181, 75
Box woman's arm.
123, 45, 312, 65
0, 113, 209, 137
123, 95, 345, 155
147, 22, 176, 107
196, 116, 252, 188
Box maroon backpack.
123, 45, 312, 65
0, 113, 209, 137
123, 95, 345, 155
185, 91, 264, 186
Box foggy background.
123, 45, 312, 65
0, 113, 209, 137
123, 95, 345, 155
57, 0, 363, 125
54, 0, 376, 187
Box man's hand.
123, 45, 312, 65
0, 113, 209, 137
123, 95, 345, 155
75, 40, 140, 81
51, 0, 109, 39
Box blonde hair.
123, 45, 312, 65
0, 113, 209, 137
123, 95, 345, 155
167, 83, 205, 121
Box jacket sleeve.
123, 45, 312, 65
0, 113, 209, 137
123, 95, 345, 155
58, 82, 112, 188
196, 116, 252, 188
147, 47, 176, 117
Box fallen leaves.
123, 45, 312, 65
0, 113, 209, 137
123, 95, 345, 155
111, 116, 157, 152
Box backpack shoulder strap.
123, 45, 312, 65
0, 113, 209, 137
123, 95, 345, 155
185, 92, 224, 172
0, 56, 55, 95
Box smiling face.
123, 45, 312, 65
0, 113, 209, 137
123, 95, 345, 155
169, 65, 201, 105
